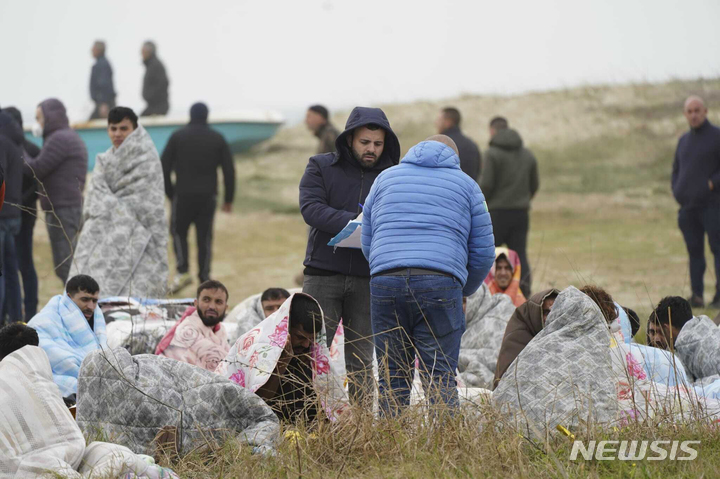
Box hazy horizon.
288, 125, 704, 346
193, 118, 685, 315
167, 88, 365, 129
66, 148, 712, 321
2, 0, 719, 125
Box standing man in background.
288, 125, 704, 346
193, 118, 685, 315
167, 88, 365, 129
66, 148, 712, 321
435, 107, 481, 181
88, 40, 116, 120
162, 103, 235, 293
24, 99, 88, 285
672, 96, 720, 309
480, 116, 538, 298
299, 106, 400, 406
305, 105, 340, 154
141, 41, 170, 116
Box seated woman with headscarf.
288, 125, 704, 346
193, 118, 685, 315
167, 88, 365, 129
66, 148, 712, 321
484, 248, 526, 307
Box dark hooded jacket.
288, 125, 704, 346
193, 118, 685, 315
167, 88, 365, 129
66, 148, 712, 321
142, 55, 170, 116
0, 111, 24, 219
442, 125, 481, 181
300, 107, 401, 277
161, 104, 235, 203
480, 129, 539, 211
493, 288, 559, 389
24, 99, 88, 210
1, 107, 41, 215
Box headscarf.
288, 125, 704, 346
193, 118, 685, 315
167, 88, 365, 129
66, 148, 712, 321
484, 247, 526, 307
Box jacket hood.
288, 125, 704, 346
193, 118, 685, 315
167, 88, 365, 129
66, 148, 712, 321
0, 111, 24, 146
522, 288, 561, 331
400, 140, 460, 169
39, 98, 70, 138
490, 128, 523, 151
335, 107, 400, 169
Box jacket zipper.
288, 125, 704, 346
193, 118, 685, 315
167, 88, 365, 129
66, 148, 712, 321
347, 170, 365, 275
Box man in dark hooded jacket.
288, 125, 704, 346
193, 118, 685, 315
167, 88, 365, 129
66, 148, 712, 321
299, 107, 400, 405
24, 99, 88, 284
162, 103, 235, 291
3, 107, 41, 320
141, 41, 170, 116
0, 112, 24, 324
480, 117, 538, 298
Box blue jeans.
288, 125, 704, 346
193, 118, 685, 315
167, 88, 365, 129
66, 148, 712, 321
371, 273, 465, 415
0, 217, 23, 325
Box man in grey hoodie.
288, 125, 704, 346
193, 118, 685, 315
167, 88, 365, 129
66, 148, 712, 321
24, 99, 88, 284
480, 116, 539, 297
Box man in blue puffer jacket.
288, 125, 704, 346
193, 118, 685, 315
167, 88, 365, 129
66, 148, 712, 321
362, 135, 495, 414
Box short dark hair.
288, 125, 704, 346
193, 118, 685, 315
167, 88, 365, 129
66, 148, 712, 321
0, 323, 39, 361
624, 307, 641, 338
442, 107, 461, 127
290, 294, 322, 335
261, 288, 291, 303
197, 280, 229, 302
143, 40, 156, 55
108, 107, 138, 128
2, 106, 23, 128
649, 296, 693, 331
490, 116, 508, 130
66, 275, 100, 296
308, 105, 329, 121
580, 285, 616, 323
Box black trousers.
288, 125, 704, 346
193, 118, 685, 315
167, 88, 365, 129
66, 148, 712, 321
678, 204, 720, 301
171, 195, 216, 282
490, 209, 532, 297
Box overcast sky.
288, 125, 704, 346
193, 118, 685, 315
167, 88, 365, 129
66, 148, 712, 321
1, 0, 719, 124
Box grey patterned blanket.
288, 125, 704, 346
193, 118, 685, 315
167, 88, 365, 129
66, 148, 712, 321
458, 284, 516, 388
76, 348, 279, 455
675, 316, 720, 381
70, 125, 168, 298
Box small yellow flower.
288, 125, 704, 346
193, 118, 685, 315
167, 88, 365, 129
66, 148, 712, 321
556, 425, 575, 439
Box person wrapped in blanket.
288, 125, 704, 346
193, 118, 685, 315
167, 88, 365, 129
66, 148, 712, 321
0, 323, 178, 478
27, 274, 106, 403
156, 280, 230, 371
485, 247, 526, 307
217, 293, 348, 423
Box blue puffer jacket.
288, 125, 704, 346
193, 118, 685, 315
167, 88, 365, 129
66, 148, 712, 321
362, 140, 495, 296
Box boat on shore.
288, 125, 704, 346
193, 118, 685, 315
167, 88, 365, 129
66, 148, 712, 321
24, 110, 284, 171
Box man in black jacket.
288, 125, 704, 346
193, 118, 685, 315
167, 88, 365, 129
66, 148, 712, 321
140, 41, 169, 116
435, 107, 481, 180
88, 41, 116, 120
672, 96, 720, 309
2, 107, 41, 321
299, 106, 400, 405
162, 103, 235, 293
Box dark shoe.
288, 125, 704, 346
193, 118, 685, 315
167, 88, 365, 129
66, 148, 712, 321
688, 295, 705, 308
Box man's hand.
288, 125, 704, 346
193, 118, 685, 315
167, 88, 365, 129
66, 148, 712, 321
710, 180, 715, 191
99, 103, 110, 118
222, 202, 232, 213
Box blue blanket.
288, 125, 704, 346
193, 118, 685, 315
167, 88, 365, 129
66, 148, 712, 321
28, 294, 107, 397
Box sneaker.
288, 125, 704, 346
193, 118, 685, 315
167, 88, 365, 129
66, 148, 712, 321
688, 295, 705, 308
169, 273, 192, 294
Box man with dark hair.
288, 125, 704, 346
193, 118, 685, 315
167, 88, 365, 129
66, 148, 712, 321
229, 287, 292, 341
141, 41, 170, 116
0, 323, 39, 361
3, 107, 41, 320
480, 116, 538, 297
0, 111, 24, 325
27, 274, 106, 397
435, 107, 482, 180
157, 280, 230, 371
261, 288, 291, 317
672, 96, 720, 309
89, 40, 116, 120
24, 99, 87, 285
648, 296, 694, 350
69, 106, 168, 298
162, 102, 235, 292
300, 106, 401, 406
305, 105, 339, 154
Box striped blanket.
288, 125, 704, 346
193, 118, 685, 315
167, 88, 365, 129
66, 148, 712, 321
27, 293, 107, 397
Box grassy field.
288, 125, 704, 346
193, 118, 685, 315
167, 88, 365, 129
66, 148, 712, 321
27, 78, 720, 477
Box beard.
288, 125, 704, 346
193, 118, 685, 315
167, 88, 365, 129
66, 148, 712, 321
351, 146, 380, 169
197, 307, 226, 327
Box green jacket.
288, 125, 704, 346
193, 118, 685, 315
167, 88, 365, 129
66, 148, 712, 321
480, 129, 539, 211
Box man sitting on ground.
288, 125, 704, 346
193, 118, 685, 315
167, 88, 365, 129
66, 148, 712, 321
0, 322, 39, 361
230, 287, 292, 341
485, 247, 526, 307
647, 296, 694, 351
156, 280, 230, 371
27, 274, 106, 400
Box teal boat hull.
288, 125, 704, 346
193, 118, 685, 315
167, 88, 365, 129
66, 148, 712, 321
24, 117, 283, 171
